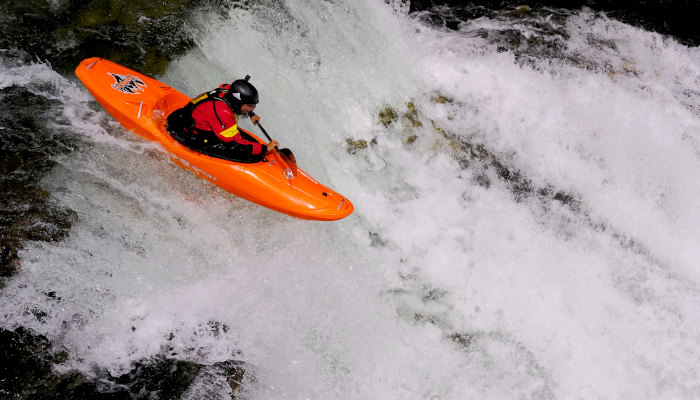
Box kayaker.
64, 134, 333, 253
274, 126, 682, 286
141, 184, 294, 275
166, 76, 278, 162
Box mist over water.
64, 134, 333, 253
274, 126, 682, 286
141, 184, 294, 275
1, 1, 699, 399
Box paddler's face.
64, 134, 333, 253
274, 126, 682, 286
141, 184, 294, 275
241, 103, 256, 115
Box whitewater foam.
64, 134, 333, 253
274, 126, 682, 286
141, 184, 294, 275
1, 1, 699, 399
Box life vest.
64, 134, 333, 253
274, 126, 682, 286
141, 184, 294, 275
181, 84, 233, 136
167, 84, 265, 156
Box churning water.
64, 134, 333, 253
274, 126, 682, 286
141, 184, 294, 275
1, 1, 699, 398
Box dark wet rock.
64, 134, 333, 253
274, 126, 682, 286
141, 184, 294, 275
213, 360, 248, 396
112, 356, 202, 399
0, 327, 57, 396
379, 103, 423, 129
0, 327, 121, 400
0, 241, 22, 278
410, 0, 700, 47
0, 326, 248, 399
0, 88, 78, 280
0, 0, 231, 76
403, 102, 423, 130
376, 103, 432, 146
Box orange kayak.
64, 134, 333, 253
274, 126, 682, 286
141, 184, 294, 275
75, 58, 353, 221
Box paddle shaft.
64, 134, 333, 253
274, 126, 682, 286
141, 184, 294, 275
250, 112, 273, 143
256, 122, 274, 144
250, 113, 297, 176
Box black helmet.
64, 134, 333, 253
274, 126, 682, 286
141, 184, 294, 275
227, 75, 259, 113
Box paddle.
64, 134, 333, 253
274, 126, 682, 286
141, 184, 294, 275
251, 115, 297, 178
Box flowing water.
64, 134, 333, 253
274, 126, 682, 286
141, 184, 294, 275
1, 1, 699, 399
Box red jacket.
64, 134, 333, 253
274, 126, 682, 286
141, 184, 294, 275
191, 99, 265, 155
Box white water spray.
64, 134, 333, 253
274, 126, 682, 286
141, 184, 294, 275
1, 1, 699, 399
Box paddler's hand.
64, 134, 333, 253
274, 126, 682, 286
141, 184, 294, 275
250, 113, 260, 125
267, 140, 279, 150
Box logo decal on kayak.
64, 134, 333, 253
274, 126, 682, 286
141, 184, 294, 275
108, 73, 146, 94
284, 169, 296, 179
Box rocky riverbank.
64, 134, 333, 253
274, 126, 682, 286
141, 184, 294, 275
409, 0, 700, 46
0, 1, 249, 398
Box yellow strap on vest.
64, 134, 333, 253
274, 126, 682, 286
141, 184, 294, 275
191, 92, 210, 104
219, 123, 239, 138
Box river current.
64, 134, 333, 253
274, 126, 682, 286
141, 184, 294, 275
1, 1, 699, 399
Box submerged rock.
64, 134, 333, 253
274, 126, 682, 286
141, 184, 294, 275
378, 106, 399, 127
0, 326, 249, 399
345, 138, 377, 154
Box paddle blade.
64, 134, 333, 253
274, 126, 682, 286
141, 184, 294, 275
278, 148, 297, 178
